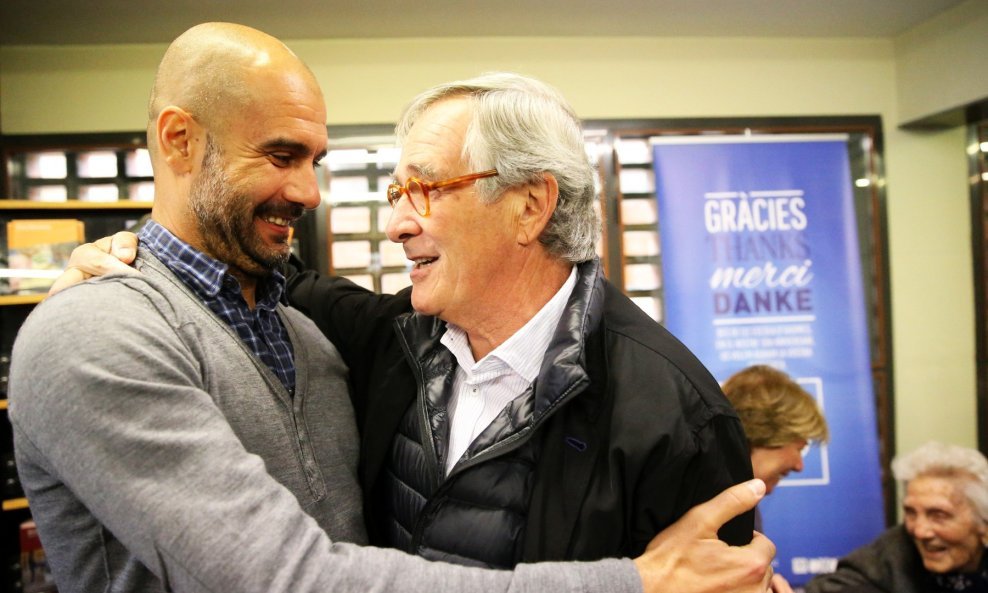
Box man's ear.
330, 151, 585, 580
156, 106, 202, 174
517, 173, 559, 246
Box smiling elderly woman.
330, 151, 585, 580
805, 441, 988, 593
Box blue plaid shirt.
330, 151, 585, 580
138, 220, 296, 394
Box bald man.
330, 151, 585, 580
10, 22, 775, 593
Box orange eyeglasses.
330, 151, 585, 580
386, 169, 499, 216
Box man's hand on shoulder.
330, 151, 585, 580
48, 231, 141, 295
634, 479, 775, 593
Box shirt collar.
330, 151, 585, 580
441, 266, 578, 383
137, 219, 286, 310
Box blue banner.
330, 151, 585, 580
652, 136, 885, 586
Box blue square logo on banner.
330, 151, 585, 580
779, 377, 828, 487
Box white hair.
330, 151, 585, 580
395, 72, 600, 263
892, 441, 988, 523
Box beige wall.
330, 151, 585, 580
895, 0, 988, 124
1, 37, 898, 133
0, 29, 980, 457
884, 124, 977, 453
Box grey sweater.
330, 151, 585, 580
10, 251, 639, 593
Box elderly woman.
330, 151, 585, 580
805, 441, 988, 593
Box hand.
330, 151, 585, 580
633, 479, 775, 593
48, 231, 140, 296
770, 573, 794, 593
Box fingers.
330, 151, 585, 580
48, 267, 89, 296
770, 573, 795, 593
687, 479, 767, 535
636, 514, 777, 593
752, 532, 777, 593
67, 243, 136, 276
91, 231, 138, 262
108, 231, 139, 263
48, 237, 140, 296
749, 531, 777, 562
92, 235, 113, 252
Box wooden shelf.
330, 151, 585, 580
0, 399, 7, 410
2, 497, 29, 512
0, 199, 153, 210
0, 294, 46, 306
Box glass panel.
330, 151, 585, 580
128, 182, 155, 201
27, 185, 68, 202
125, 149, 153, 177
623, 231, 660, 257
344, 274, 374, 291
78, 184, 120, 202
26, 152, 67, 179
621, 198, 657, 225
615, 139, 652, 164
327, 149, 370, 172
330, 206, 371, 234
332, 240, 371, 269
375, 147, 401, 169
379, 240, 407, 267
624, 263, 660, 291
618, 168, 654, 194
382, 273, 412, 295
329, 176, 371, 202
77, 151, 118, 178
631, 296, 661, 322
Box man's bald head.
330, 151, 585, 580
147, 22, 317, 156
142, 21, 328, 272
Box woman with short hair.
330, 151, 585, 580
805, 441, 988, 592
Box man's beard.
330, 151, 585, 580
189, 138, 301, 278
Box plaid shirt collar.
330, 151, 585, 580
136, 219, 296, 394
136, 219, 286, 310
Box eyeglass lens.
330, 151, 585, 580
406, 179, 427, 215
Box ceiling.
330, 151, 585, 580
0, 0, 970, 46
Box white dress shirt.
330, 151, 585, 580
440, 267, 578, 475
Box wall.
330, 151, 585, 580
884, 125, 977, 453
1, 37, 897, 132
0, 33, 979, 459
894, 0, 988, 124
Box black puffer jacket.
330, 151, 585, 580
287, 258, 754, 563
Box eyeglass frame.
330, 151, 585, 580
386, 169, 499, 217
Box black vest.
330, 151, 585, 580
382, 354, 542, 568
